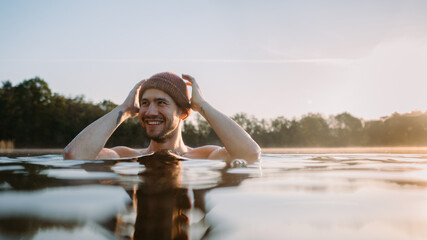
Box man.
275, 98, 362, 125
63, 72, 260, 163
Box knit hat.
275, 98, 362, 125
140, 72, 191, 118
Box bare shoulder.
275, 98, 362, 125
185, 145, 231, 160
98, 146, 144, 159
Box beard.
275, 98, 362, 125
143, 116, 179, 143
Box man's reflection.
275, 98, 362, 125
132, 151, 190, 240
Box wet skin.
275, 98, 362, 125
63, 74, 260, 162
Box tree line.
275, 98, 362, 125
1, 77, 427, 148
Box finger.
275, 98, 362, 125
135, 79, 145, 102
185, 82, 192, 86
182, 74, 195, 82
135, 80, 144, 93
133, 80, 145, 93
135, 79, 145, 87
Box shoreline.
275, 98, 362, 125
262, 147, 427, 154
3, 147, 427, 156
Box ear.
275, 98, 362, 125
180, 109, 191, 120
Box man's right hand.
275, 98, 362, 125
120, 79, 145, 118
64, 79, 146, 160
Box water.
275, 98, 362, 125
1, 151, 427, 240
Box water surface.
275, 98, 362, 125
1, 151, 427, 239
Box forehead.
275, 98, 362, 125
141, 88, 174, 102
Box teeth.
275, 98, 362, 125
147, 121, 162, 125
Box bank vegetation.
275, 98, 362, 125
2, 77, 427, 149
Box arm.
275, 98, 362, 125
63, 80, 144, 160
182, 74, 261, 163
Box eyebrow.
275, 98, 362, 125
154, 97, 169, 103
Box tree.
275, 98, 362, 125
270, 116, 291, 146
3, 77, 427, 149
299, 113, 332, 146
332, 112, 363, 146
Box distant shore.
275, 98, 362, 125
262, 147, 427, 154
0, 148, 64, 157
3, 147, 427, 157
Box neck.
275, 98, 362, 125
146, 125, 188, 155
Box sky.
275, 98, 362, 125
1, 0, 427, 121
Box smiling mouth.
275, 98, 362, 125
146, 120, 163, 125
143, 117, 165, 126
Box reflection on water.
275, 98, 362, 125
2, 152, 427, 239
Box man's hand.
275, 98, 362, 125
64, 79, 146, 160
182, 74, 206, 113
182, 73, 261, 163
120, 79, 145, 118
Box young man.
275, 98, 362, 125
63, 72, 260, 163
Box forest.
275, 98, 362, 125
1, 77, 427, 149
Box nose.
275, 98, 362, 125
145, 103, 158, 116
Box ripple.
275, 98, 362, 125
40, 169, 119, 180
0, 185, 131, 221
0, 165, 25, 171
111, 162, 146, 175
29, 160, 88, 167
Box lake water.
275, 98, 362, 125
1, 150, 427, 240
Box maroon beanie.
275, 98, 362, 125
140, 72, 191, 118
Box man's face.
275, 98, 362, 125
139, 89, 183, 142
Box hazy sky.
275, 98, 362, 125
1, 0, 427, 120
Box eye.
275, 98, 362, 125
141, 100, 149, 106
158, 100, 167, 105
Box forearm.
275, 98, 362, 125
63, 105, 131, 160
198, 101, 261, 162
